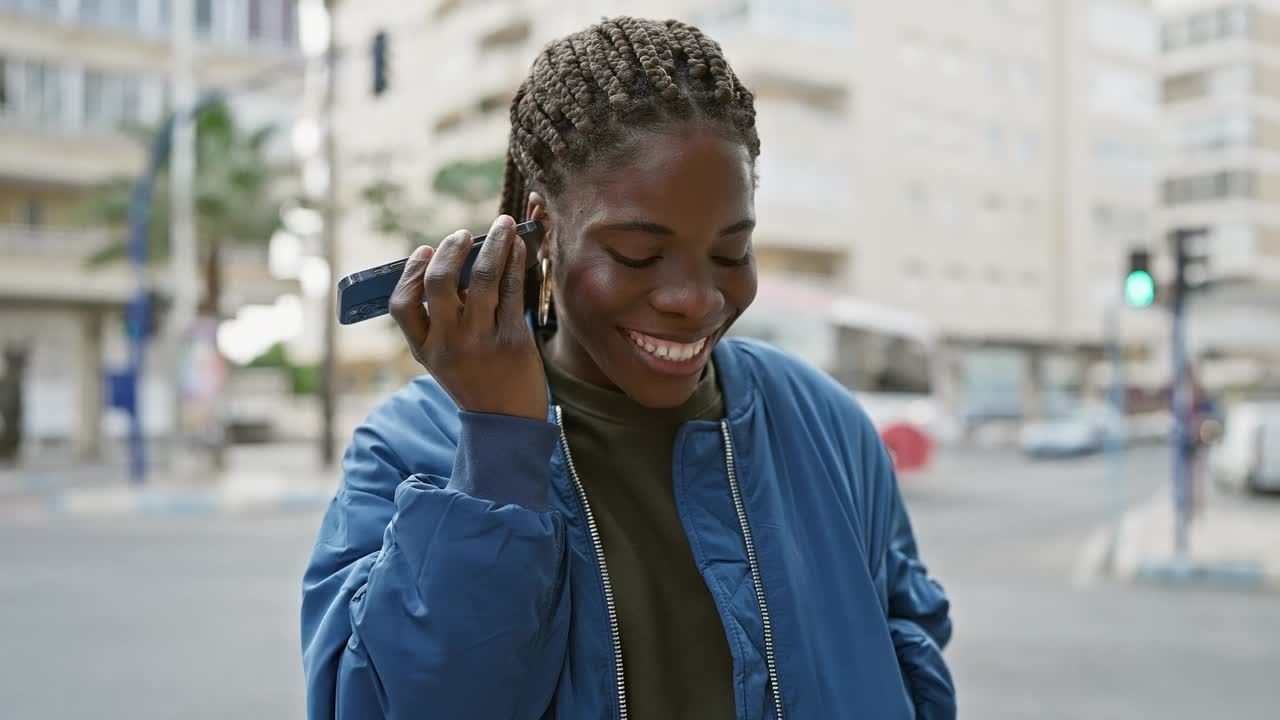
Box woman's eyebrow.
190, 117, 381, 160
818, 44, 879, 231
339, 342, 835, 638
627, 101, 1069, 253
598, 218, 757, 236
600, 220, 676, 236
719, 218, 756, 236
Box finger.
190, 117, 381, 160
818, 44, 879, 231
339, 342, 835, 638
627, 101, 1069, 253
496, 228, 529, 334
388, 245, 434, 355
464, 216, 516, 328
423, 229, 472, 319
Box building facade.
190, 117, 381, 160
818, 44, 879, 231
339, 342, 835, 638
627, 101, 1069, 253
1157, 0, 1280, 387
0, 0, 301, 458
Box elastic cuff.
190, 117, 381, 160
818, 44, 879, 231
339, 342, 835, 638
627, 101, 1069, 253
446, 411, 559, 510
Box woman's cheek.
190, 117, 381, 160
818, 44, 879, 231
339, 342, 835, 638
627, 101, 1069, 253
564, 261, 632, 322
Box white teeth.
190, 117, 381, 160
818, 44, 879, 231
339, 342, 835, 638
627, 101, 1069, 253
627, 330, 708, 363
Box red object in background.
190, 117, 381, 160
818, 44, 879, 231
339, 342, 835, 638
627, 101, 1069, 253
880, 423, 934, 473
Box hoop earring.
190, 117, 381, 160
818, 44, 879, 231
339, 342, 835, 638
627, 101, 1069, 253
538, 257, 554, 327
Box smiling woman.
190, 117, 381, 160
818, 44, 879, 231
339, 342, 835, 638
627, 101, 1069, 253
302, 16, 954, 720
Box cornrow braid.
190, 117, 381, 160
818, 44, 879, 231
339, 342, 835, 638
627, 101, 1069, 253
500, 16, 761, 309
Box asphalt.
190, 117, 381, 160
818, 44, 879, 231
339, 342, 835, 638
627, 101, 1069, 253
0, 445, 1276, 719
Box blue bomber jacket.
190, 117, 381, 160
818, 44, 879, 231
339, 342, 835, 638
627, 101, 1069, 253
302, 337, 955, 719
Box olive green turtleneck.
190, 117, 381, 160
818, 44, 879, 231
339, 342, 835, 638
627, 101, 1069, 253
541, 337, 735, 720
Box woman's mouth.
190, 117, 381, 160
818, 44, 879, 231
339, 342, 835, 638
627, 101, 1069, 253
623, 328, 715, 375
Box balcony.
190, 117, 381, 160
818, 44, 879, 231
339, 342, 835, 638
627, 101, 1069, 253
0, 224, 297, 311
696, 0, 853, 102
0, 223, 138, 307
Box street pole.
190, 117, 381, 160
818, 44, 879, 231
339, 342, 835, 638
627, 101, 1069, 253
320, 1, 339, 466
1103, 299, 1126, 568
169, 0, 199, 464
1169, 229, 1198, 567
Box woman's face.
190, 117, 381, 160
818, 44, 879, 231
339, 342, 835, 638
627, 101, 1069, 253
530, 123, 758, 408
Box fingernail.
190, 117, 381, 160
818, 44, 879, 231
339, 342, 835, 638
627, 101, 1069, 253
412, 245, 430, 261
493, 215, 515, 229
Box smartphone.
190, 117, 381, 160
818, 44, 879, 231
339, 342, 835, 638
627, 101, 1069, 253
337, 220, 545, 325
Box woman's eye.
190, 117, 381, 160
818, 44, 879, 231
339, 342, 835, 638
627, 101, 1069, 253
713, 254, 753, 268
607, 249, 661, 268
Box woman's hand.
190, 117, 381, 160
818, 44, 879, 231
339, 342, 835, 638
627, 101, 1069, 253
389, 215, 549, 421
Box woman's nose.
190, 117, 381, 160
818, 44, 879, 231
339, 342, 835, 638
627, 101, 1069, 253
649, 273, 726, 320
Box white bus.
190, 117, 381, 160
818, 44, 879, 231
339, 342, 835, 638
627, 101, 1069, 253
729, 276, 949, 469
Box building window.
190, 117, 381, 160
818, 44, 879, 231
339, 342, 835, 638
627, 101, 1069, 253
155, 0, 171, 32
987, 55, 1008, 88
1219, 6, 1251, 38
1093, 203, 1145, 238
1019, 60, 1041, 93
84, 70, 147, 130
9, 60, 65, 127
195, 0, 213, 36
1164, 6, 1252, 51
79, 0, 104, 23
940, 38, 964, 76
1188, 12, 1215, 44
1022, 130, 1041, 164
1162, 170, 1254, 205
1178, 115, 1253, 152
282, 0, 297, 45
1092, 67, 1156, 119
3, 0, 60, 17
899, 30, 925, 68
985, 122, 1005, 158
79, 0, 142, 30
1092, 139, 1152, 177
1163, 65, 1251, 104
1090, 1, 1156, 56
249, 0, 265, 39
247, 0, 296, 46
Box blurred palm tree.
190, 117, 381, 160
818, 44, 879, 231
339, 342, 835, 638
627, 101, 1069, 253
361, 156, 506, 250
77, 102, 284, 317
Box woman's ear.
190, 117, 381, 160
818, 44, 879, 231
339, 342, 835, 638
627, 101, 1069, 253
526, 191, 552, 260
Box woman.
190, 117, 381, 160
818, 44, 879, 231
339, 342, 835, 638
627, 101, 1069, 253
302, 17, 953, 720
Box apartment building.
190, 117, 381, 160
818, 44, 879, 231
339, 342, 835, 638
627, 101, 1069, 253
0, 0, 301, 457
1157, 0, 1280, 376
328, 0, 1162, 417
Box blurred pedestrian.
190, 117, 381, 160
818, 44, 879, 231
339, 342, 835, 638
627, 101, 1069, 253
302, 17, 952, 720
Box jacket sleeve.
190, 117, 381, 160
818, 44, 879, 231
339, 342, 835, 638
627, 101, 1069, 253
859, 409, 956, 720
301, 397, 571, 720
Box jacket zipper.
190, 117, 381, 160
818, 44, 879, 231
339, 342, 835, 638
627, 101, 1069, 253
555, 405, 628, 720
554, 407, 785, 720
721, 420, 786, 720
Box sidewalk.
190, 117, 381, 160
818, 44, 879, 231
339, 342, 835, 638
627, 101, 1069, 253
1077, 487, 1280, 591
1, 443, 339, 517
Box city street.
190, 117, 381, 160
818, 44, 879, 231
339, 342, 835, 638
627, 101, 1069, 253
2, 446, 1278, 719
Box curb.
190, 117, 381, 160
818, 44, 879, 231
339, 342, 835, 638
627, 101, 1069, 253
1074, 491, 1280, 592
44, 486, 333, 517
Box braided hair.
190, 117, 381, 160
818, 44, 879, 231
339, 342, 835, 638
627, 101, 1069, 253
498, 18, 761, 307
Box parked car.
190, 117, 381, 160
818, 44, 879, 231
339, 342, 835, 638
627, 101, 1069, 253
1210, 400, 1280, 493
1019, 404, 1129, 458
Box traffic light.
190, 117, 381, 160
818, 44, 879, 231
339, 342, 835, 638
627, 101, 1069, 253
1125, 249, 1155, 307
1172, 227, 1211, 298
372, 31, 389, 96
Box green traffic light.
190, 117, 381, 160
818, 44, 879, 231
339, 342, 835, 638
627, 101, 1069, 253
1125, 270, 1155, 307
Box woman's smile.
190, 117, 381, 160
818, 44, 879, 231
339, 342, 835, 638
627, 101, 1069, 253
621, 327, 720, 377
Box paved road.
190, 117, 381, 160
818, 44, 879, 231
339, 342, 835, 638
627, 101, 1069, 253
906, 446, 1280, 720
1, 446, 1276, 719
